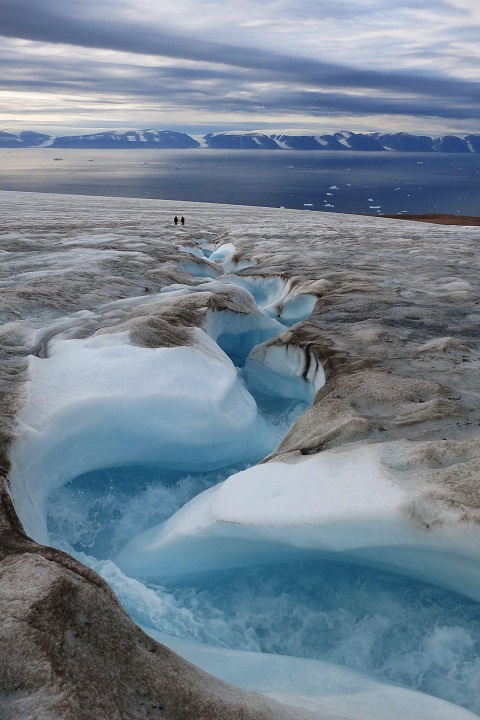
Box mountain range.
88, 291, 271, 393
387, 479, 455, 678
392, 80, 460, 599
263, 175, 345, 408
1, 129, 480, 152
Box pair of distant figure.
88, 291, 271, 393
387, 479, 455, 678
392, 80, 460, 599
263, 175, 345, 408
174, 216, 185, 226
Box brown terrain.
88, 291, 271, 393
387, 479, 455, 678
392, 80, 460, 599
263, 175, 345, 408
379, 213, 480, 225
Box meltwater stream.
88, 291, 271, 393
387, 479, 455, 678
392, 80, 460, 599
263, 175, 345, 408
44, 240, 480, 715
47, 389, 307, 561
48, 481, 480, 713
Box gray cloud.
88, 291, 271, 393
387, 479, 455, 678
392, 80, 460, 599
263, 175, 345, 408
1, 0, 480, 131
258, 0, 464, 22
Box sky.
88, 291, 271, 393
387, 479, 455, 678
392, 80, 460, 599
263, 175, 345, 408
1, 0, 480, 136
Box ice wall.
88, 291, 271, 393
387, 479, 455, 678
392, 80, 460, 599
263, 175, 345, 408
116, 445, 480, 602
9, 328, 276, 544
245, 342, 325, 403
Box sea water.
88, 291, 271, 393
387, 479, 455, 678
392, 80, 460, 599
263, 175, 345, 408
1, 148, 479, 215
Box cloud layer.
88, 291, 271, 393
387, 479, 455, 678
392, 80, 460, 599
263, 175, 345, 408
1, 0, 480, 133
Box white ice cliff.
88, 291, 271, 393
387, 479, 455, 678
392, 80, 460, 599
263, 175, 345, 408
1, 190, 480, 720
116, 443, 480, 601
9, 328, 275, 545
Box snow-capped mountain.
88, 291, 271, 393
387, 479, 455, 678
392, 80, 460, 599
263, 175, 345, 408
273, 133, 345, 150
50, 130, 200, 149
204, 130, 480, 152
370, 132, 436, 151
204, 131, 279, 149
0, 131, 51, 147
1, 128, 480, 151
0, 130, 200, 149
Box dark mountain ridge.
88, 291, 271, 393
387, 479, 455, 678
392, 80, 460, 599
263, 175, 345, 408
1, 129, 479, 152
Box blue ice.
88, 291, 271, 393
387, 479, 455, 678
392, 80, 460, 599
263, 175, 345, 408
42, 256, 480, 716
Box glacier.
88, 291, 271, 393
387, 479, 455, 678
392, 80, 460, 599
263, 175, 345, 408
1, 190, 480, 719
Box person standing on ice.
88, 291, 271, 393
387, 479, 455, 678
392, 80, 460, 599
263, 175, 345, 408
174, 216, 178, 225
181, 216, 185, 225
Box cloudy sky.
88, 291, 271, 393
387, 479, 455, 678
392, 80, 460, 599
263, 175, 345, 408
1, 0, 480, 135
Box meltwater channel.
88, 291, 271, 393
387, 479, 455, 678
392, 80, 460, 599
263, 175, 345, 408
45, 238, 480, 714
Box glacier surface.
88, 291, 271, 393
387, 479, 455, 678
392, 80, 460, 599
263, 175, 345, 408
1, 190, 480, 719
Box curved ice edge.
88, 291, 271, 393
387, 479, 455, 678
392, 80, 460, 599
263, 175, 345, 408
220, 273, 321, 326
9, 330, 277, 545
143, 628, 479, 720
206, 242, 257, 272
116, 443, 480, 602
10, 260, 324, 545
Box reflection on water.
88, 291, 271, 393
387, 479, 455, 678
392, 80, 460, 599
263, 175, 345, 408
1, 148, 480, 215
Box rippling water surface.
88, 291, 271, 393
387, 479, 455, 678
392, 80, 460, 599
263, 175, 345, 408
1, 148, 480, 215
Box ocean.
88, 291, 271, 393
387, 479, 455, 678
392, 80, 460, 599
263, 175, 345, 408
0, 148, 479, 215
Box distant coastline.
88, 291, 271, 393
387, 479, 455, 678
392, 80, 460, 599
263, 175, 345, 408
1, 129, 480, 153
379, 213, 480, 226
